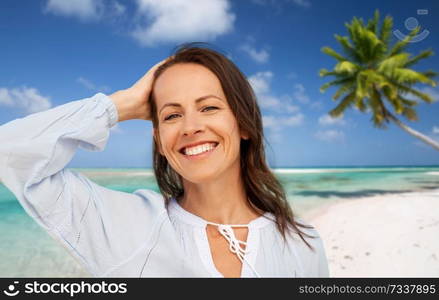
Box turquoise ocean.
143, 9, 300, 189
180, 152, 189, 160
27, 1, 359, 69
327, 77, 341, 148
1, 166, 438, 277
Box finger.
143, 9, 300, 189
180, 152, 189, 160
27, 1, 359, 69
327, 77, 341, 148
135, 57, 173, 87
149, 56, 174, 73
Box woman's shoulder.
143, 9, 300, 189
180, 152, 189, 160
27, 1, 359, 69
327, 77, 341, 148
289, 217, 325, 250
132, 189, 167, 213
262, 214, 325, 253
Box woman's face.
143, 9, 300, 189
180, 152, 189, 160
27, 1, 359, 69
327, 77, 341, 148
153, 63, 248, 184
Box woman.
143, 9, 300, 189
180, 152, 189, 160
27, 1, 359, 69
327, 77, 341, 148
0, 43, 329, 278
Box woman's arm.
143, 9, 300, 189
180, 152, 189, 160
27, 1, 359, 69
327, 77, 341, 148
109, 58, 170, 122
0, 94, 165, 276
0, 60, 169, 277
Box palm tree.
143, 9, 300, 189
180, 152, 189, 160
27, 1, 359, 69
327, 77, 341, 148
320, 10, 439, 151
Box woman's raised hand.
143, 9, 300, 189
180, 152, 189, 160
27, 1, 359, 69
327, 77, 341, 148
109, 58, 171, 122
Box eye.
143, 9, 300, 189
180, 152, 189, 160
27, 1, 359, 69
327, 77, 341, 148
202, 106, 218, 112
163, 106, 218, 121
164, 113, 180, 121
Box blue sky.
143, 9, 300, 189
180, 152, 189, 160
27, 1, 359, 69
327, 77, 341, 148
1, 0, 438, 167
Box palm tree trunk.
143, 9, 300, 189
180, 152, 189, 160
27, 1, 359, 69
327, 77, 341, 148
386, 111, 439, 151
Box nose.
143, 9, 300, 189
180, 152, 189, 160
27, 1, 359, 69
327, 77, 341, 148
182, 113, 204, 136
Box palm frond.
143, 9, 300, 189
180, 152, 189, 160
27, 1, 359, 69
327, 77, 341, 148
334, 34, 361, 63
405, 50, 434, 68
362, 28, 384, 62
389, 26, 421, 56
328, 92, 356, 117
346, 18, 368, 62
381, 83, 398, 100
355, 71, 369, 99
366, 9, 380, 34
402, 106, 418, 121
354, 97, 367, 112
379, 15, 393, 49
332, 78, 355, 100
423, 70, 438, 79
382, 86, 404, 114
378, 53, 410, 74
391, 81, 435, 103
320, 77, 352, 93
399, 96, 418, 107
392, 68, 437, 86
335, 61, 360, 75
321, 46, 348, 62
368, 88, 387, 128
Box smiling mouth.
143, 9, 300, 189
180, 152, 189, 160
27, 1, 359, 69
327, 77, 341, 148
179, 142, 219, 156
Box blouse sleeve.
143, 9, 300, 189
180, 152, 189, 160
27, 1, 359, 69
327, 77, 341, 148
0, 93, 165, 276
292, 219, 330, 277
315, 234, 330, 277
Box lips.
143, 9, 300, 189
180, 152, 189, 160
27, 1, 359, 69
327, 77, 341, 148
179, 141, 219, 154
180, 142, 219, 160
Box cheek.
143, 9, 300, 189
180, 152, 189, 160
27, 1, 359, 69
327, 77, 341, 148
222, 114, 240, 135
157, 127, 175, 154
220, 118, 242, 152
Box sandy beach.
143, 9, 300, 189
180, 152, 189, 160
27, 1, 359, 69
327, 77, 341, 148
303, 188, 439, 277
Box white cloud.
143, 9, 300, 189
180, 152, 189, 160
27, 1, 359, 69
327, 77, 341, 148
420, 87, 439, 103
433, 126, 439, 135
263, 114, 304, 143
44, 0, 125, 22
111, 1, 126, 16
0, 87, 52, 114
248, 72, 299, 113
318, 114, 346, 126
43, 0, 234, 47
77, 77, 111, 93
262, 115, 278, 129
248, 71, 272, 95
44, 0, 104, 21
0, 89, 13, 106
314, 129, 345, 142
263, 114, 304, 130
280, 95, 301, 113
248, 71, 309, 142
240, 44, 269, 63
282, 114, 304, 126
293, 83, 310, 104
131, 0, 235, 47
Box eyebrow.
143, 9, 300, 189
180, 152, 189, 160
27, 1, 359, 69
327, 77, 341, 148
159, 95, 223, 115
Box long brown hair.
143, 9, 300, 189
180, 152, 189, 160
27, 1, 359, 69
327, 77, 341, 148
148, 42, 316, 251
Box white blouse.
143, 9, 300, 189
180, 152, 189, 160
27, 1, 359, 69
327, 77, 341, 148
0, 93, 329, 277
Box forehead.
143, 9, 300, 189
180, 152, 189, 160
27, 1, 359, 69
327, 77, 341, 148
153, 63, 225, 105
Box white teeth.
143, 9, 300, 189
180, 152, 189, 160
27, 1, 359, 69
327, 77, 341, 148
184, 143, 217, 156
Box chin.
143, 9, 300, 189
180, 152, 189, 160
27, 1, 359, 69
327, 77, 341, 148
182, 170, 221, 185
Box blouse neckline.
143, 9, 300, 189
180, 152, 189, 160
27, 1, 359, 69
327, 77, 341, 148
168, 197, 274, 229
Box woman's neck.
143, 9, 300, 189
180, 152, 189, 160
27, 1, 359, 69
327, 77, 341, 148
178, 168, 262, 225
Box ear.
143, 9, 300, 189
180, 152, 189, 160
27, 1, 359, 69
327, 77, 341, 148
240, 129, 249, 140
152, 128, 164, 156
